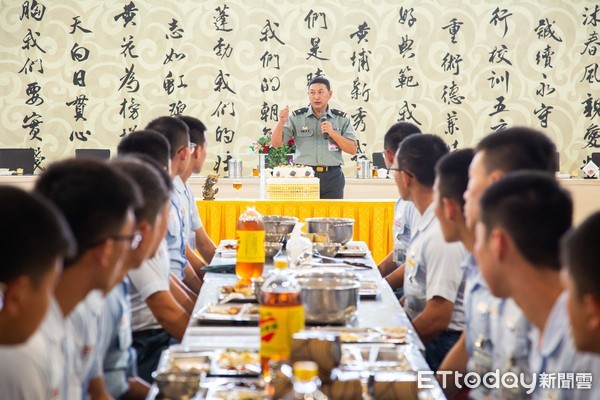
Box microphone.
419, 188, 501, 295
320, 117, 329, 140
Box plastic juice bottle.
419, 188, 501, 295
235, 206, 265, 286
259, 258, 304, 376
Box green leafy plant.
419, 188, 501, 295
250, 132, 296, 168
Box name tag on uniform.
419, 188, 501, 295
328, 140, 340, 152
300, 126, 309, 133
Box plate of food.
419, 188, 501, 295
359, 280, 380, 299
209, 349, 261, 377
216, 240, 237, 258
162, 350, 212, 374
218, 284, 257, 303
205, 379, 268, 399
194, 304, 259, 326
340, 344, 412, 372
314, 327, 409, 345
337, 242, 369, 257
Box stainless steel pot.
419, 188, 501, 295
263, 215, 299, 243
296, 269, 360, 324
305, 217, 354, 245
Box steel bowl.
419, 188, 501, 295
153, 370, 202, 398
305, 218, 354, 245
263, 215, 299, 242
314, 242, 341, 257
265, 241, 283, 259
296, 269, 360, 324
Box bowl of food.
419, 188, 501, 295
263, 215, 299, 242
295, 269, 360, 324
314, 242, 341, 258
305, 218, 354, 245
153, 370, 203, 398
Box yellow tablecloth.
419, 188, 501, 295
196, 199, 395, 264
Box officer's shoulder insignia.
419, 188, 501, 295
292, 107, 308, 116
331, 108, 347, 118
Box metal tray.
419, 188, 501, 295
359, 280, 380, 299
194, 304, 259, 326
337, 242, 369, 257
312, 327, 409, 345
209, 348, 261, 377
215, 240, 237, 258
204, 378, 268, 399
218, 284, 257, 304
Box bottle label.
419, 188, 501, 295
236, 230, 265, 263
259, 305, 305, 358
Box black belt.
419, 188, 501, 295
310, 165, 341, 173
132, 328, 166, 340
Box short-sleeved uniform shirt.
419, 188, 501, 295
95, 280, 136, 398
464, 257, 533, 400
282, 105, 357, 166
392, 197, 420, 266
66, 290, 105, 399
128, 240, 171, 333
530, 292, 600, 400
166, 176, 187, 279
185, 180, 203, 249
403, 203, 467, 332
0, 298, 67, 400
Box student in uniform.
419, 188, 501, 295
0, 187, 74, 345
560, 211, 600, 398
146, 116, 203, 294
377, 121, 422, 292
476, 172, 600, 399
440, 127, 558, 400
431, 149, 474, 397
86, 156, 175, 399
392, 134, 467, 371
175, 115, 217, 275
117, 131, 195, 383
562, 211, 600, 355
0, 158, 140, 400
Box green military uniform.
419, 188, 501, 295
283, 105, 357, 199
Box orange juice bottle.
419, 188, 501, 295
235, 206, 265, 286
259, 261, 304, 376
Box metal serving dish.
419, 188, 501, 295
263, 215, 299, 242
153, 370, 203, 398
296, 269, 360, 325
314, 242, 341, 257
305, 218, 354, 245
264, 241, 283, 259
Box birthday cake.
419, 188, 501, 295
267, 165, 319, 200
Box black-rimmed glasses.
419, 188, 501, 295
388, 167, 414, 178
89, 232, 142, 251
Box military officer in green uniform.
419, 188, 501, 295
271, 76, 358, 199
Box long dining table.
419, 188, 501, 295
146, 240, 446, 399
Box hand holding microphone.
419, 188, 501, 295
320, 117, 331, 140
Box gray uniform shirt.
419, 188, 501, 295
282, 105, 357, 166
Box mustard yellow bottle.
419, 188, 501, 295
235, 206, 265, 286
259, 259, 304, 376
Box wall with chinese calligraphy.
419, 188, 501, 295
1, 0, 599, 175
